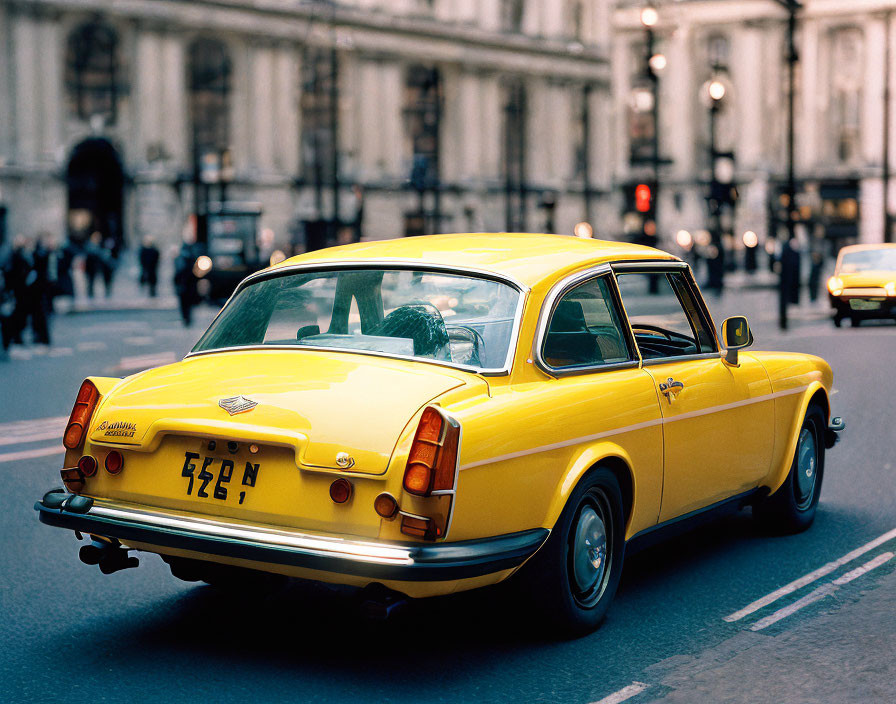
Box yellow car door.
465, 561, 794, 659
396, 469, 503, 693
614, 265, 775, 522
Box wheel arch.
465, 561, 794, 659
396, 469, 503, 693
543, 443, 637, 539
766, 382, 829, 494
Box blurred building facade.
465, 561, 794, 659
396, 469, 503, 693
0, 0, 617, 251
614, 0, 896, 261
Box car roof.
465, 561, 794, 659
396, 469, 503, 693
270, 233, 679, 289
839, 243, 896, 254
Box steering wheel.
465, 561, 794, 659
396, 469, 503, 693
446, 325, 484, 366
632, 324, 693, 344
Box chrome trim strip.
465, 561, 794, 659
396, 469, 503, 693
611, 259, 687, 271
90, 502, 414, 565
641, 352, 722, 366
187, 260, 529, 376
35, 497, 549, 581
459, 384, 810, 471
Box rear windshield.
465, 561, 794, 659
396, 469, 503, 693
192, 268, 522, 371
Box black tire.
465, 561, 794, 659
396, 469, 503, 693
512, 468, 625, 637
754, 404, 825, 533
850, 315, 861, 327
833, 315, 842, 328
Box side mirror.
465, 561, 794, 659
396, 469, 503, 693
721, 316, 753, 366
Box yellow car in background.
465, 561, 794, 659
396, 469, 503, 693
36, 234, 843, 635
828, 243, 896, 327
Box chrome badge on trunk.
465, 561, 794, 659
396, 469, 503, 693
218, 395, 258, 415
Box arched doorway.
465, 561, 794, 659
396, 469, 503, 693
66, 137, 125, 248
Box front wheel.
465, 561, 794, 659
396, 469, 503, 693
754, 404, 825, 533
513, 468, 625, 637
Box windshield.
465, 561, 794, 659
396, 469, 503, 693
192, 267, 522, 371
840, 249, 896, 273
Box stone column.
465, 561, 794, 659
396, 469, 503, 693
12, 13, 39, 164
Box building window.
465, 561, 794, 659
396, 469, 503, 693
188, 38, 232, 162
301, 47, 339, 187
65, 21, 124, 124
572, 84, 591, 181
830, 27, 863, 164
404, 65, 441, 193
501, 0, 525, 33
503, 79, 527, 231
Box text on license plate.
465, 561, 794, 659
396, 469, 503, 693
850, 299, 882, 310
181, 451, 260, 504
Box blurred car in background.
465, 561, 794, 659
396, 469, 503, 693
827, 243, 896, 327
194, 202, 266, 301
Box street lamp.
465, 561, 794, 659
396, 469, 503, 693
704, 75, 731, 294
771, 0, 803, 330
640, 3, 663, 249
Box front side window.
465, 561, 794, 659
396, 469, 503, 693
615, 271, 715, 359
193, 268, 521, 371
542, 276, 631, 369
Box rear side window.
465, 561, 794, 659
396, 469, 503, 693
542, 276, 631, 369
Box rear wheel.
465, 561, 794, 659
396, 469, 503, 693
513, 468, 625, 637
850, 314, 861, 327
754, 404, 825, 533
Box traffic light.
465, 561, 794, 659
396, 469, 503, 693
635, 183, 652, 213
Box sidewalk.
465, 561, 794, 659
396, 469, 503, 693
66, 250, 177, 313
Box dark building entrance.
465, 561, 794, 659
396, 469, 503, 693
66, 138, 125, 247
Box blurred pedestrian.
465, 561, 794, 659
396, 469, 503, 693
29, 235, 52, 344
174, 230, 199, 326
4, 235, 32, 344
139, 236, 160, 297
54, 239, 76, 311
101, 235, 117, 296
84, 231, 105, 298
0, 244, 14, 359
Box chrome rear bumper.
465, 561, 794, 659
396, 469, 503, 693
35, 490, 548, 582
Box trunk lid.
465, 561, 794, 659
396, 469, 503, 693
90, 349, 473, 474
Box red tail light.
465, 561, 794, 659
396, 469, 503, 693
104, 450, 124, 475
402, 407, 461, 497
63, 380, 100, 450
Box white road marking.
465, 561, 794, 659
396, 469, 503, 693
0, 431, 63, 447
75, 341, 107, 352
123, 336, 156, 346
590, 682, 649, 704
0, 445, 64, 463
724, 527, 896, 623
48, 347, 73, 357
832, 551, 894, 586
749, 552, 894, 631
115, 351, 177, 372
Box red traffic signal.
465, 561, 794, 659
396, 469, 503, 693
635, 183, 652, 213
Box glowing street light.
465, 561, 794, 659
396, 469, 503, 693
649, 53, 667, 72
708, 79, 726, 102
640, 6, 659, 28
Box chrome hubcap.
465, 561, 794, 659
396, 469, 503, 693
795, 427, 817, 509
569, 494, 612, 608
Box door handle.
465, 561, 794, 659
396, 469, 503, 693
659, 378, 685, 401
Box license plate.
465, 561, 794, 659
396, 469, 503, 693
180, 451, 261, 505
849, 299, 882, 310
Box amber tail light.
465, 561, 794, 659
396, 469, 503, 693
402, 407, 461, 497
63, 380, 100, 450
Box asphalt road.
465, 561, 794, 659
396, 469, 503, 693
1, 289, 895, 704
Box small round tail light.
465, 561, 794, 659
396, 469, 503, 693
77, 455, 98, 477
329, 478, 352, 504
105, 450, 124, 475
374, 493, 399, 519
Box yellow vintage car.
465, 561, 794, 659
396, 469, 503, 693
37, 234, 843, 635
827, 243, 896, 326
